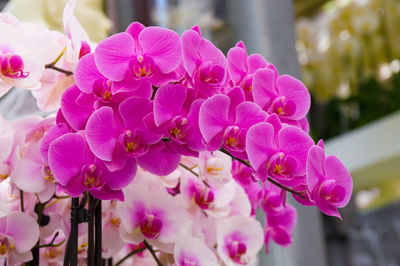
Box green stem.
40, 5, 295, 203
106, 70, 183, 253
45, 64, 73, 76
143, 240, 163, 266
114, 247, 147, 266
218, 148, 305, 197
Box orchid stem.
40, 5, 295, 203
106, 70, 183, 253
114, 247, 147, 266
143, 240, 163, 266
179, 163, 198, 176
179, 163, 210, 187
45, 64, 73, 76
218, 148, 305, 197
49, 47, 66, 66
20, 190, 24, 212
38, 232, 66, 248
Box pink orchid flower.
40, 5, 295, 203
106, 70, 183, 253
199, 86, 268, 157
264, 204, 297, 253
227, 41, 272, 101
63, 0, 94, 70
246, 121, 314, 185
216, 215, 264, 265
306, 140, 353, 219
153, 83, 205, 155
252, 68, 310, 128
0, 212, 40, 265
174, 234, 219, 266
94, 22, 182, 92
182, 26, 229, 98
0, 14, 63, 97
48, 132, 136, 200
117, 181, 189, 253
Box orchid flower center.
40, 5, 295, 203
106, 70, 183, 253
206, 158, 224, 176
0, 53, 29, 79
79, 41, 91, 59
42, 247, 62, 261
77, 242, 88, 254
223, 126, 246, 152
110, 216, 121, 228
0, 235, 15, 258
81, 164, 104, 189
121, 130, 148, 157
318, 179, 346, 203
180, 257, 199, 266
139, 214, 162, 239
241, 76, 253, 94
272, 96, 296, 117
168, 116, 193, 143
132, 55, 153, 78
194, 187, 214, 209
41, 165, 56, 183
267, 152, 297, 180
198, 61, 224, 84
227, 239, 247, 264
0, 163, 9, 180
93, 79, 113, 101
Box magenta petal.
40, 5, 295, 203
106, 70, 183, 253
48, 133, 86, 186
58, 177, 85, 198
246, 122, 275, 172
277, 75, 310, 119
137, 143, 181, 175
199, 94, 230, 144
247, 54, 267, 74
102, 157, 137, 190
227, 47, 247, 85
75, 53, 105, 93
226, 86, 245, 122
306, 145, 325, 192
104, 143, 127, 172
186, 99, 205, 151
278, 126, 314, 175
324, 155, 352, 207
139, 27, 182, 73
272, 226, 291, 246
40, 123, 70, 163
119, 97, 152, 130
154, 83, 187, 126
125, 22, 145, 48
95, 32, 134, 81
182, 29, 201, 75
252, 68, 277, 109
235, 102, 268, 129
61, 85, 94, 131
317, 198, 342, 219
90, 186, 124, 201
86, 107, 119, 161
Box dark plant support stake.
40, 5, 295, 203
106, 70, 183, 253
88, 196, 95, 266
70, 197, 79, 266
95, 200, 102, 265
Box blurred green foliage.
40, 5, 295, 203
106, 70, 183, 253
310, 72, 400, 140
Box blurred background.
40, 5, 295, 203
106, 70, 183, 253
1, 0, 400, 265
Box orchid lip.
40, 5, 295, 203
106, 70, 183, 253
0, 53, 29, 79
0, 235, 15, 258
131, 55, 154, 78
139, 214, 163, 239
168, 116, 192, 143
81, 164, 105, 189
120, 131, 148, 157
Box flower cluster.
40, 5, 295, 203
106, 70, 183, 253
0, 1, 353, 265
